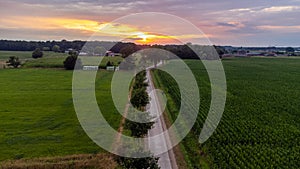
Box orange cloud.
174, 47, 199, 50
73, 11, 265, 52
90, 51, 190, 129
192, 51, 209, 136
0, 16, 210, 44
1, 16, 101, 31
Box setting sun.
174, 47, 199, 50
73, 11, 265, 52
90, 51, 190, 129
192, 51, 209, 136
137, 33, 149, 42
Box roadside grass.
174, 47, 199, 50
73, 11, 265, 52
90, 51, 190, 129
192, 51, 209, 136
0, 68, 122, 163
152, 57, 300, 168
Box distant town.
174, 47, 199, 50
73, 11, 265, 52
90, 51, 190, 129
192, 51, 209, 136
221, 46, 300, 57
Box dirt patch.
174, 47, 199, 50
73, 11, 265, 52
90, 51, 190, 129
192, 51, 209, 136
0, 153, 117, 169
0, 61, 6, 69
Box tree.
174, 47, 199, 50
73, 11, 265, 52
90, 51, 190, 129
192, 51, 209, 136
52, 45, 60, 52
32, 48, 43, 59
63, 53, 82, 70
130, 88, 149, 108
285, 47, 295, 53
116, 145, 160, 169
68, 50, 78, 56
130, 70, 149, 109
117, 154, 160, 169
126, 70, 153, 137
106, 61, 113, 67
94, 46, 106, 56
6, 56, 21, 68
214, 45, 227, 58
120, 45, 137, 58
125, 111, 154, 137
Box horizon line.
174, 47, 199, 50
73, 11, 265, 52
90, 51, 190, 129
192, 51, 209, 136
0, 39, 299, 48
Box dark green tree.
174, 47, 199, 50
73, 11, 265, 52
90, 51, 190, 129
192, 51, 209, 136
214, 45, 227, 58
32, 48, 43, 59
63, 53, 82, 70
120, 45, 137, 58
106, 61, 113, 67
117, 155, 160, 169
130, 88, 149, 109
126, 70, 153, 137
285, 47, 295, 53
130, 70, 150, 110
125, 111, 154, 137
286, 47, 295, 56
116, 145, 160, 169
6, 56, 21, 68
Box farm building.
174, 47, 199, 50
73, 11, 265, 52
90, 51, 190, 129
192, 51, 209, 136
83, 66, 99, 71
79, 52, 88, 56
105, 51, 122, 57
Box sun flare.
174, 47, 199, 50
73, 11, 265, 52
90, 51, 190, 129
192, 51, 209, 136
136, 33, 148, 42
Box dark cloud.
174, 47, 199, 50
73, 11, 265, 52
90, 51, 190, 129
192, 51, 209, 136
217, 22, 239, 27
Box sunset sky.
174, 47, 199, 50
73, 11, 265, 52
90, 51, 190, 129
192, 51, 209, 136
1, 0, 300, 46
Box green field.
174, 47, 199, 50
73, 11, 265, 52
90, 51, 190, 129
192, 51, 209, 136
0, 50, 123, 69
0, 51, 67, 61
152, 57, 300, 169
0, 68, 122, 162
1, 51, 300, 169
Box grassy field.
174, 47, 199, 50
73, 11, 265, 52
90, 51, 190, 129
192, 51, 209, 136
1, 51, 300, 168
0, 50, 123, 69
0, 51, 67, 61
22, 55, 123, 69
0, 68, 122, 164
152, 57, 300, 169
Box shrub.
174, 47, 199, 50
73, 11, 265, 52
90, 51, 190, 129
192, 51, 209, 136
106, 61, 113, 67
63, 55, 82, 70
6, 56, 21, 68
32, 48, 43, 59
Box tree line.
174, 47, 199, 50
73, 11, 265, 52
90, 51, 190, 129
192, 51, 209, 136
0, 40, 85, 52
116, 70, 160, 169
126, 70, 153, 137
0, 40, 225, 59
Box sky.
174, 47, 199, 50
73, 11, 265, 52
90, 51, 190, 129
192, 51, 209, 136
0, 0, 300, 46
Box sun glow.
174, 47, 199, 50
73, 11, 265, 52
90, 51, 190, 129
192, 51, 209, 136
136, 32, 149, 42
141, 35, 147, 42
1, 16, 205, 44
